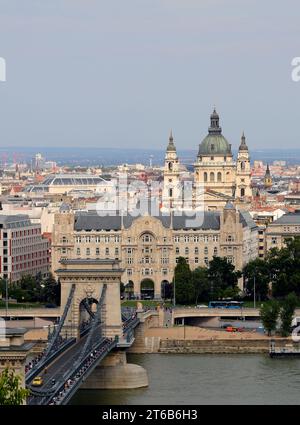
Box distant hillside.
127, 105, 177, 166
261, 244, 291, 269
0, 147, 299, 167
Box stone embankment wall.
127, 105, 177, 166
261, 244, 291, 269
128, 317, 293, 354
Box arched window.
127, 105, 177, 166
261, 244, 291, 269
210, 172, 215, 182
213, 247, 218, 256
241, 188, 245, 197
169, 188, 173, 197
185, 247, 189, 255
195, 247, 199, 255
142, 234, 153, 243
204, 172, 208, 182
86, 248, 90, 256
168, 162, 173, 171
217, 172, 222, 182
204, 246, 208, 255
241, 161, 245, 171
176, 247, 179, 254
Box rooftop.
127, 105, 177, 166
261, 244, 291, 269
271, 212, 300, 225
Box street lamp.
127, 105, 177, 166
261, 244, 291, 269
253, 274, 256, 309
173, 274, 176, 307
5, 278, 8, 317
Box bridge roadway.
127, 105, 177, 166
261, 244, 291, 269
1, 307, 61, 318
172, 307, 300, 321
27, 314, 139, 405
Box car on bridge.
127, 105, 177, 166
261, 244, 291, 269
32, 376, 43, 387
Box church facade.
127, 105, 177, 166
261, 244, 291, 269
162, 109, 252, 211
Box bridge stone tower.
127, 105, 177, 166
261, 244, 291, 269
56, 259, 123, 340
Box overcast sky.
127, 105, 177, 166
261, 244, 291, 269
0, 0, 299, 150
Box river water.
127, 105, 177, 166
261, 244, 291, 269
70, 353, 300, 405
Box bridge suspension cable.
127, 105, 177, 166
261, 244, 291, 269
43, 284, 75, 359
75, 284, 107, 366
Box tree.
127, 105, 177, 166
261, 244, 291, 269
191, 267, 210, 304
243, 258, 270, 300
173, 257, 193, 305
0, 368, 29, 405
260, 300, 280, 336
207, 257, 240, 300
41, 274, 60, 305
280, 292, 298, 337
266, 237, 300, 298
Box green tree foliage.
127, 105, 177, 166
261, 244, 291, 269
4, 273, 60, 305
260, 300, 280, 336
41, 274, 60, 305
0, 368, 29, 405
243, 258, 270, 300
207, 257, 240, 300
192, 267, 210, 304
173, 257, 193, 304
280, 292, 298, 337
267, 237, 300, 298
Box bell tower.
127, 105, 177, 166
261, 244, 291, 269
162, 130, 181, 210
264, 163, 273, 188
236, 132, 252, 199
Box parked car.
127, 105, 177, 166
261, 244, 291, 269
226, 326, 237, 332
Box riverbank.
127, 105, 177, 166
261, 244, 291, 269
128, 320, 294, 354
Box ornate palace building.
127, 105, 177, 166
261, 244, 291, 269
52, 204, 258, 299
162, 109, 252, 211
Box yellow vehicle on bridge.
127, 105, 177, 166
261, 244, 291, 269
32, 376, 43, 387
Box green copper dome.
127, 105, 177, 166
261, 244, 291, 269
198, 109, 232, 156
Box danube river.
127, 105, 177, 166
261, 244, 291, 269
70, 353, 300, 405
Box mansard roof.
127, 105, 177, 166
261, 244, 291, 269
74, 210, 256, 231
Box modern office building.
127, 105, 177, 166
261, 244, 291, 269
0, 214, 50, 282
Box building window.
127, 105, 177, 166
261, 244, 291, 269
204, 257, 209, 266
204, 172, 208, 182
86, 248, 90, 256
210, 172, 215, 182
213, 247, 218, 256
76, 248, 81, 256
195, 247, 199, 255
204, 246, 208, 255
185, 247, 189, 255
115, 247, 119, 255
174, 235, 180, 243
142, 234, 153, 243
195, 257, 199, 264
241, 188, 245, 197
176, 247, 179, 254
96, 247, 100, 255
127, 269, 133, 276
217, 172, 222, 182
105, 247, 109, 256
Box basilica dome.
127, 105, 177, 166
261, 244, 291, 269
198, 109, 232, 156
